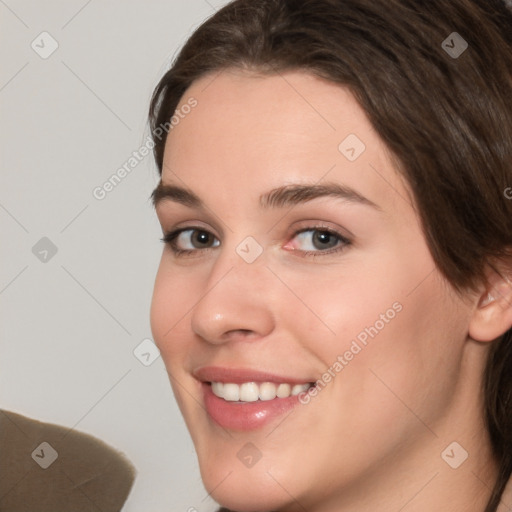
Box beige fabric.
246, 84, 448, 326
0, 409, 135, 512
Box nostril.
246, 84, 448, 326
222, 329, 257, 342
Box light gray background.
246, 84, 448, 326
0, 1, 230, 510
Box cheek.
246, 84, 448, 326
276, 253, 405, 360
329, 272, 466, 441
285, 248, 463, 426
372, 278, 467, 408
150, 259, 194, 366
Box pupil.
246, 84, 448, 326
194, 231, 210, 246
314, 231, 335, 249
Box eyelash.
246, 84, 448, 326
160, 225, 351, 259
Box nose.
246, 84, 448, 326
190, 254, 275, 345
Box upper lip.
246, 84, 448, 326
194, 366, 314, 385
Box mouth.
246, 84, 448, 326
195, 366, 317, 431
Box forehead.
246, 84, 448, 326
161, 69, 413, 214
168, 69, 371, 158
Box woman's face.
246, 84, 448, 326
151, 70, 477, 511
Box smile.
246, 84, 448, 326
210, 381, 313, 402
195, 367, 317, 430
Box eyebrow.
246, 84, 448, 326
151, 180, 381, 211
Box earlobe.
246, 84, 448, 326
469, 266, 512, 342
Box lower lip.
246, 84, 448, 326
202, 382, 304, 431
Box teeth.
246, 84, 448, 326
259, 382, 277, 401
276, 383, 291, 398
211, 381, 224, 397
291, 384, 309, 396
223, 383, 240, 401
211, 381, 312, 402
240, 382, 259, 402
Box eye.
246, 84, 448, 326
285, 227, 350, 255
161, 225, 350, 258
161, 228, 220, 256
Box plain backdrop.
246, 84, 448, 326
0, 1, 231, 510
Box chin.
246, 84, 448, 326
199, 457, 294, 512
207, 481, 286, 512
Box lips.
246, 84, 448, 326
194, 366, 315, 431
194, 366, 315, 385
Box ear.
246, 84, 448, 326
469, 263, 512, 342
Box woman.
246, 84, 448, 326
148, 0, 512, 510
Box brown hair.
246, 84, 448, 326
148, 0, 512, 509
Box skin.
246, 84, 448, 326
150, 69, 512, 512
